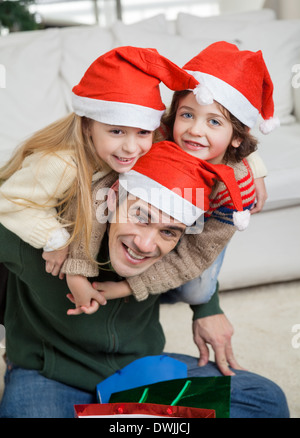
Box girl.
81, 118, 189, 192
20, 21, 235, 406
0, 46, 199, 308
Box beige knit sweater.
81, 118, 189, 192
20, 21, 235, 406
62, 159, 256, 301
0, 151, 77, 249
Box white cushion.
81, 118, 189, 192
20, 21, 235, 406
0, 29, 66, 165
238, 20, 300, 124
176, 9, 276, 39
60, 25, 115, 111
253, 122, 300, 209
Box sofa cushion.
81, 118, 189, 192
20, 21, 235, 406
0, 29, 66, 165
60, 25, 115, 111
238, 20, 300, 125
253, 123, 300, 210
176, 8, 276, 39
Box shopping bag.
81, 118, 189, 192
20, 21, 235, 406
97, 355, 187, 403
74, 402, 215, 418
109, 376, 231, 418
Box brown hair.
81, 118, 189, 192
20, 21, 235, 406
157, 90, 258, 163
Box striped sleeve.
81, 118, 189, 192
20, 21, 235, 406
205, 159, 256, 227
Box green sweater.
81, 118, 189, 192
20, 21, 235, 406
0, 224, 222, 393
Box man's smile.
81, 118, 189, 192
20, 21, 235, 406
122, 242, 150, 264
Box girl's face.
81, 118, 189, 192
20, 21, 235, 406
173, 92, 241, 164
89, 121, 153, 173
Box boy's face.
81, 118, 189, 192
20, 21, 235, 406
90, 120, 153, 173
173, 92, 241, 164
108, 197, 186, 278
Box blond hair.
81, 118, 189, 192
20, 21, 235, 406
0, 113, 105, 254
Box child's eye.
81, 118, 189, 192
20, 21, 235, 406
110, 129, 123, 135
181, 112, 193, 119
209, 118, 221, 126
138, 130, 152, 136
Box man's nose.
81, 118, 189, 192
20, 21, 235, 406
133, 230, 157, 254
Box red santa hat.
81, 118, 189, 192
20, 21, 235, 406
184, 41, 280, 134
119, 141, 250, 230
72, 46, 199, 131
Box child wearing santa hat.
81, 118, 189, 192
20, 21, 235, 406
78, 42, 278, 312
0, 46, 199, 296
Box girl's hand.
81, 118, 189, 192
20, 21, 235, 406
66, 274, 107, 316
42, 246, 69, 279
92, 280, 132, 300
251, 177, 268, 214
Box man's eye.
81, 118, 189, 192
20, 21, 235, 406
129, 207, 148, 224
161, 229, 175, 238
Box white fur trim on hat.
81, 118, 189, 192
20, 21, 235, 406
186, 70, 259, 128
72, 94, 165, 131
119, 170, 204, 226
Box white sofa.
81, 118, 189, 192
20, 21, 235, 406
0, 9, 299, 291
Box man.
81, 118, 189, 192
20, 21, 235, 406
0, 143, 289, 418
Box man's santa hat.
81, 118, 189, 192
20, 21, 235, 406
184, 41, 280, 134
119, 141, 250, 231
72, 46, 199, 131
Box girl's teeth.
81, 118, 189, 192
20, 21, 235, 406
118, 157, 132, 162
127, 248, 145, 260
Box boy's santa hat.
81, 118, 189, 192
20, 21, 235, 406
119, 141, 250, 230
72, 46, 199, 131
184, 41, 280, 134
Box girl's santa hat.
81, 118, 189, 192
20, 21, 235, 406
184, 41, 280, 134
119, 141, 250, 231
72, 46, 199, 131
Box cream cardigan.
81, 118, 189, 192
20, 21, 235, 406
0, 150, 111, 250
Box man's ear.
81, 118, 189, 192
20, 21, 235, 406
107, 180, 119, 212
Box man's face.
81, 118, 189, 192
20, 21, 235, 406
108, 197, 186, 278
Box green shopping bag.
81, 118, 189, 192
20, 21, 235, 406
109, 376, 231, 418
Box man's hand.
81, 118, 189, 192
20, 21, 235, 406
42, 246, 69, 279
192, 314, 245, 376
